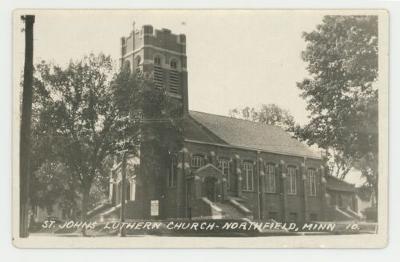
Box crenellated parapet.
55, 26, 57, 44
120, 23, 189, 113
120, 24, 187, 68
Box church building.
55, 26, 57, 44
106, 23, 360, 224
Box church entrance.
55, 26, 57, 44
204, 177, 217, 202
190, 164, 227, 205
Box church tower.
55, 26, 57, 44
120, 24, 187, 219
120, 24, 188, 113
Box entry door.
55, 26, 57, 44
229, 172, 237, 193
204, 177, 217, 202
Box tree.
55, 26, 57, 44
32, 54, 143, 222
30, 79, 80, 220
30, 161, 78, 219
296, 16, 378, 194
229, 104, 296, 132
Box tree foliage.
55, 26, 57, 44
31, 54, 143, 220
229, 104, 296, 132
296, 16, 378, 190
30, 161, 77, 218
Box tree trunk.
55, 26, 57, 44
81, 188, 90, 221
80, 186, 90, 236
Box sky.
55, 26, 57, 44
13, 10, 365, 185
14, 10, 328, 124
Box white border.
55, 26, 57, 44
2, 0, 400, 261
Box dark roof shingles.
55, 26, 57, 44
185, 110, 321, 159
183, 114, 226, 144
326, 175, 356, 192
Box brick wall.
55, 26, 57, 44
180, 141, 325, 222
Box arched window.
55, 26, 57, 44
153, 55, 163, 88
287, 166, 297, 195
154, 56, 161, 66
242, 161, 254, 191
135, 56, 141, 66
307, 168, 317, 196
129, 178, 136, 201
265, 163, 276, 193
191, 155, 204, 169
169, 59, 180, 94
170, 59, 178, 69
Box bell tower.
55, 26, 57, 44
120, 23, 189, 114
120, 23, 187, 219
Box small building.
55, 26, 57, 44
324, 175, 361, 221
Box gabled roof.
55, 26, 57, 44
194, 163, 223, 174
326, 175, 356, 192
184, 110, 321, 159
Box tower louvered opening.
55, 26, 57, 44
169, 70, 180, 94
153, 66, 164, 89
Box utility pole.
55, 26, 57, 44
20, 15, 35, 238
120, 151, 127, 237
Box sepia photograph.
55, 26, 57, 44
12, 9, 388, 248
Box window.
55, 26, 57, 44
265, 164, 276, 193
136, 56, 141, 66
170, 59, 177, 69
308, 169, 317, 196
129, 179, 136, 201
218, 158, 230, 186
191, 155, 204, 169
168, 158, 177, 187
287, 166, 297, 195
242, 161, 254, 191
154, 56, 161, 66
134, 56, 142, 75
153, 56, 163, 88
